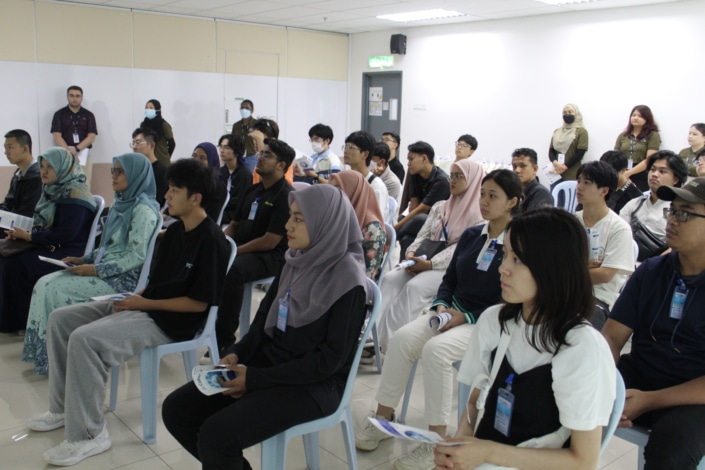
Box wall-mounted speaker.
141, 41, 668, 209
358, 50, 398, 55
390, 34, 406, 55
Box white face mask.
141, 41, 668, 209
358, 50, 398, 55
311, 141, 325, 154
240, 108, 252, 119
368, 161, 379, 172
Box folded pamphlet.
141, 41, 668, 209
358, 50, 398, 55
193, 365, 239, 396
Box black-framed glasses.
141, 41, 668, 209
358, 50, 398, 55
110, 167, 125, 176
663, 207, 705, 223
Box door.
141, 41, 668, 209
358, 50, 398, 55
361, 72, 402, 140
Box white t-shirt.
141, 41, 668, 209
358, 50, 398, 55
366, 172, 389, 217
576, 209, 635, 308
458, 305, 616, 432
619, 193, 669, 241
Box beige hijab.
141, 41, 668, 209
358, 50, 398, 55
551, 103, 584, 154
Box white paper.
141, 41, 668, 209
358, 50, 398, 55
369, 102, 383, 116
541, 165, 562, 185
38, 256, 72, 269
193, 365, 239, 396
76, 148, 90, 166
0, 210, 33, 231
367, 418, 467, 446
369, 87, 383, 102
389, 98, 398, 121
90, 292, 131, 301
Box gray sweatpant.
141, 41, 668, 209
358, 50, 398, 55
47, 300, 171, 441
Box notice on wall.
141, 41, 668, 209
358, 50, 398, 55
383, 102, 389, 111
369, 87, 383, 102
389, 98, 399, 121
369, 101, 383, 116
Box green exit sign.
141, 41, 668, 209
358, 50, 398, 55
369, 55, 394, 68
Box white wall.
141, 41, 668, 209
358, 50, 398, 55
348, 1, 705, 170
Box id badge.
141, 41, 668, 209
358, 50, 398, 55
627, 158, 634, 170
558, 154, 565, 164
670, 280, 688, 320
72, 133, 80, 144
439, 225, 447, 242
248, 199, 259, 220
477, 246, 497, 272
277, 297, 289, 331
494, 387, 515, 437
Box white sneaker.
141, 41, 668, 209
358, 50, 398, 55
394, 443, 435, 470
43, 425, 111, 466
27, 411, 65, 432
355, 414, 395, 451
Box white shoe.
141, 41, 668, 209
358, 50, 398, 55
43, 425, 111, 466
355, 414, 395, 451
27, 411, 65, 432
394, 443, 435, 470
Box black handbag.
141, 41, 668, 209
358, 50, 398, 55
414, 224, 449, 259
630, 197, 667, 262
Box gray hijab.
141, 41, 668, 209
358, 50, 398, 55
264, 184, 367, 337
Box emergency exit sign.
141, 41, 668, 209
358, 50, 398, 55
369, 55, 394, 68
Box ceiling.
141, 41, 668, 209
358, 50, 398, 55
55, 0, 682, 34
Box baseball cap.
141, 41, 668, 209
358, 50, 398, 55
657, 177, 705, 204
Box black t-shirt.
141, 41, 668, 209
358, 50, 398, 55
408, 166, 450, 207
151, 160, 168, 207
234, 177, 292, 253
218, 164, 253, 225
144, 217, 230, 340
388, 157, 406, 183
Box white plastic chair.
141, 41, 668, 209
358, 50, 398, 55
216, 192, 230, 226
386, 196, 398, 225
601, 371, 625, 454
293, 181, 311, 190
551, 180, 578, 213
108, 236, 237, 444
632, 239, 639, 264
239, 277, 276, 337
83, 195, 105, 256
366, 223, 396, 374
134, 217, 163, 292
259, 279, 381, 470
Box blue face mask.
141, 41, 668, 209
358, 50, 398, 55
240, 108, 252, 119
144, 109, 157, 119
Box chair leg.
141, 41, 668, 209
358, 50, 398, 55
139, 348, 161, 444
398, 360, 418, 424
340, 406, 359, 470
239, 283, 253, 337
183, 351, 197, 381
108, 365, 120, 412
208, 335, 221, 364
371, 325, 382, 374
261, 434, 288, 469
302, 432, 320, 470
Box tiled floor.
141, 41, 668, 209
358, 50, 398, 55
0, 299, 639, 469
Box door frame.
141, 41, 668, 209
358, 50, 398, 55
361, 71, 403, 131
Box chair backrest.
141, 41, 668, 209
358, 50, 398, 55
216, 192, 230, 226
551, 180, 578, 213
601, 370, 626, 454
386, 196, 398, 225
292, 182, 310, 190
377, 223, 396, 286
632, 239, 639, 263
83, 195, 106, 256
134, 216, 164, 292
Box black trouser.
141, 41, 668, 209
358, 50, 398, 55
396, 214, 428, 256
216, 251, 283, 351
162, 355, 343, 470
619, 357, 705, 470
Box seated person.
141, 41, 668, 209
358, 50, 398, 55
599, 150, 643, 213
26, 159, 229, 467
511, 147, 553, 211
329, 170, 387, 280
436, 208, 616, 470
248, 118, 294, 184
130, 127, 168, 207
395, 141, 450, 255
343, 130, 388, 217
356, 170, 522, 469
1, 129, 42, 223
217, 134, 252, 226
0, 147, 96, 333
22, 153, 160, 375
620, 150, 687, 262
218, 139, 294, 351
370, 142, 402, 203
293, 123, 341, 184
603, 177, 705, 470
161, 184, 368, 470
575, 161, 635, 329
376, 158, 484, 355
192, 142, 228, 223
381, 131, 405, 183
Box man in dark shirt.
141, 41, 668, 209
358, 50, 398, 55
28, 159, 229, 467
601, 150, 645, 214
395, 141, 450, 254
131, 128, 168, 207
381, 132, 405, 183
219, 139, 295, 350
51, 85, 97, 184
511, 147, 553, 211
231, 99, 256, 160
1, 129, 41, 221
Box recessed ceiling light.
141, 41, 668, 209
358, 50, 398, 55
377, 9, 465, 23
535, 0, 598, 4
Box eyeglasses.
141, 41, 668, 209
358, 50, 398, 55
130, 140, 145, 148
110, 167, 125, 176
455, 141, 470, 149
449, 172, 465, 181
663, 207, 705, 223
341, 144, 360, 152
257, 150, 278, 160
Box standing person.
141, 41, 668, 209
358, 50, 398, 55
603, 178, 705, 470
698, 151, 705, 177
25, 159, 229, 467
356, 170, 522, 469
600, 150, 643, 214
617, 104, 661, 192
679, 123, 705, 177
293, 123, 342, 184
511, 147, 553, 211
376, 158, 484, 353
231, 99, 256, 165
217, 134, 252, 226
343, 131, 389, 217
191, 142, 228, 223
51, 86, 97, 185
140, 99, 175, 167
1, 129, 42, 221
130, 128, 168, 207
435, 208, 616, 470
22, 153, 160, 375
329, 170, 387, 281
382, 132, 405, 183
0, 148, 97, 333
548, 103, 588, 185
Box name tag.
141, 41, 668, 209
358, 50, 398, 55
248, 198, 259, 221
670, 280, 688, 320
277, 295, 289, 332
627, 158, 634, 170
494, 373, 515, 437
477, 240, 497, 272
73, 133, 80, 144
557, 154, 565, 164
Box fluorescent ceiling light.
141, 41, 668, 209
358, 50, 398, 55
535, 0, 597, 4
377, 9, 465, 22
